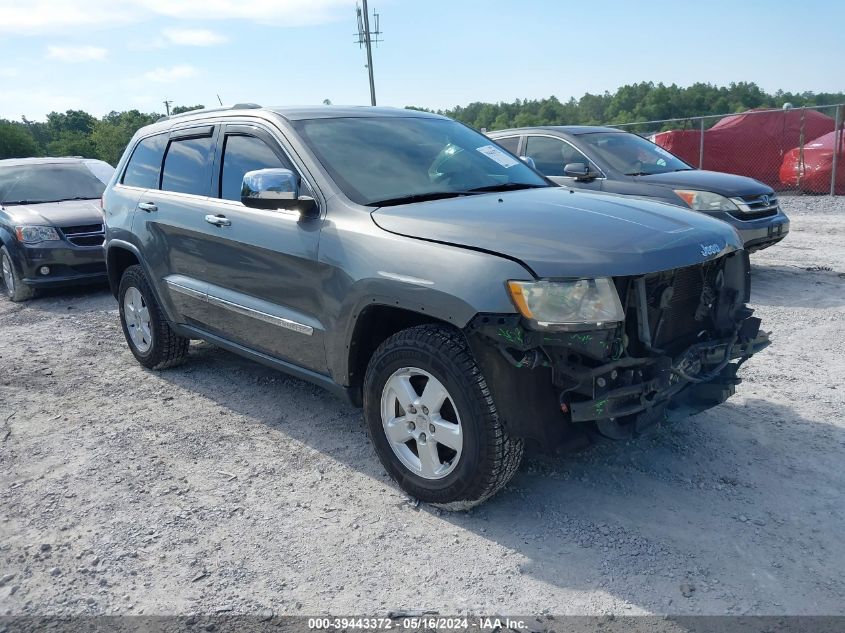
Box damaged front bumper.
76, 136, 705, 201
465, 253, 769, 448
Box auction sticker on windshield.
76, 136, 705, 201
476, 144, 520, 168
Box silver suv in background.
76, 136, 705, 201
103, 105, 769, 508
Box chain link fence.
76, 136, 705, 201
610, 104, 845, 195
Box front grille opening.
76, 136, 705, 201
67, 235, 105, 247
730, 194, 779, 220
624, 260, 722, 357
59, 224, 105, 248
61, 223, 103, 235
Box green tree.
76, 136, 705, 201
0, 121, 40, 159
46, 130, 96, 158
91, 110, 160, 165
171, 104, 205, 115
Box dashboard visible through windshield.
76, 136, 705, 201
580, 132, 692, 176
293, 116, 549, 206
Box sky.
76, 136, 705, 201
1, 0, 843, 121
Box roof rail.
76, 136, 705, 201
157, 103, 262, 122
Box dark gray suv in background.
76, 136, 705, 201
488, 126, 789, 252
103, 105, 769, 507
0, 157, 114, 301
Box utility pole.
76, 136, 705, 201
355, 1, 381, 106
163, 100, 172, 117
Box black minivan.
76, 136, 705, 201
488, 126, 789, 252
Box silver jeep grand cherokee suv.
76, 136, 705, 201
103, 104, 769, 508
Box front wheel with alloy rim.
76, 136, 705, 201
363, 324, 524, 508
118, 265, 189, 370
1, 246, 35, 302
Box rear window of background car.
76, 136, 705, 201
160, 136, 215, 196
122, 133, 167, 189
495, 136, 520, 154
219, 134, 288, 201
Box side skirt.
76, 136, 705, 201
175, 323, 357, 406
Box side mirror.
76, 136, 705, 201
241, 168, 319, 218
564, 162, 600, 180
519, 155, 536, 169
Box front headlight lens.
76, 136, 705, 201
674, 190, 739, 212
15, 226, 61, 244
507, 278, 625, 330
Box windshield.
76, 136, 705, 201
579, 132, 691, 176
292, 116, 549, 206
0, 162, 112, 205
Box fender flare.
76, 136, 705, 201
105, 239, 177, 323
325, 278, 490, 386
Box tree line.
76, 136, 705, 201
0, 105, 204, 164
3, 82, 845, 163
408, 81, 845, 132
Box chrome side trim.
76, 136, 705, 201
207, 294, 314, 336
165, 280, 206, 301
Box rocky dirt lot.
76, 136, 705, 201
0, 197, 843, 618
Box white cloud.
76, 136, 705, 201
0, 1, 139, 34
142, 64, 198, 83
0, 0, 351, 33
140, 0, 350, 25
0, 67, 19, 78
46, 45, 107, 62
161, 28, 227, 46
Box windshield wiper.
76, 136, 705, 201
625, 171, 653, 176
367, 191, 477, 207
463, 182, 548, 193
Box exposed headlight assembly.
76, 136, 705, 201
674, 190, 739, 212
15, 226, 60, 244
507, 278, 625, 330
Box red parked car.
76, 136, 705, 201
779, 129, 845, 194
653, 108, 834, 190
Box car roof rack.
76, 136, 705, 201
157, 103, 262, 122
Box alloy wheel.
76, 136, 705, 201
380, 367, 463, 480
1, 254, 14, 294
123, 286, 153, 353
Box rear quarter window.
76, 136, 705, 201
161, 136, 215, 196
122, 134, 167, 189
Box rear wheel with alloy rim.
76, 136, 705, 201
118, 265, 189, 369
0, 246, 35, 302
363, 324, 524, 508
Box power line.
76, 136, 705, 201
354, 0, 382, 106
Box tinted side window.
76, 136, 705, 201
161, 136, 215, 196
525, 136, 590, 177
495, 136, 520, 154
122, 133, 167, 188
219, 134, 288, 201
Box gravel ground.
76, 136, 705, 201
0, 196, 843, 617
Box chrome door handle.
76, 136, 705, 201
205, 214, 232, 227
138, 202, 157, 212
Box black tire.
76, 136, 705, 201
118, 265, 188, 370
1, 246, 36, 302
363, 324, 524, 509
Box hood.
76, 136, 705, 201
371, 187, 743, 278
1, 199, 104, 227
637, 169, 772, 197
